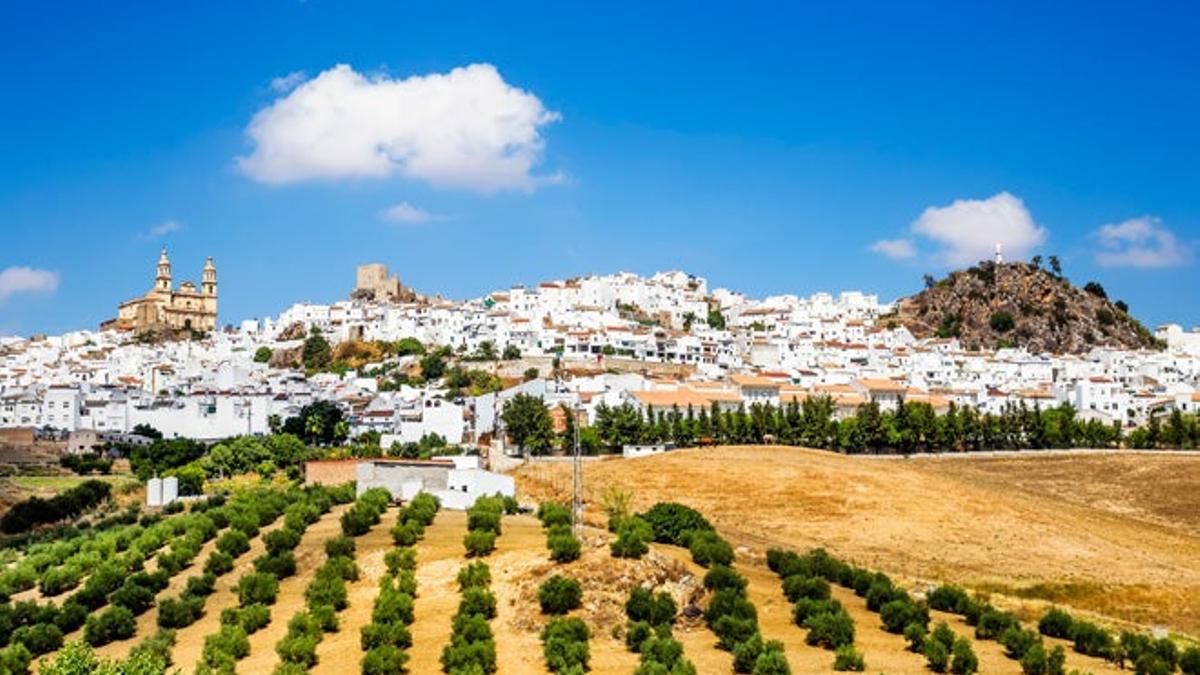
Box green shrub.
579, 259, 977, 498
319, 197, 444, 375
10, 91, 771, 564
110, 581, 156, 614
625, 587, 677, 626
233, 604, 272, 634
804, 610, 855, 650
925, 638, 950, 673
276, 631, 319, 668
390, 520, 422, 547
975, 608, 1017, 640
264, 528, 302, 555
792, 598, 842, 626
611, 517, 652, 559
705, 565, 749, 593
1177, 646, 1200, 675
204, 551, 235, 576
626, 620, 654, 652
11, 622, 62, 656
1037, 607, 1074, 639
203, 623, 250, 664
539, 575, 582, 615
542, 617, 589, 673
1070, 619, 1114, 659
468, 509, 502, 535
158, 595, 205, 628
254, 551, 297, 578
360, 621, 412, 650
537, 502, 572, 528
237, 572, 280, 606
1000, 626, 1040, 660
904, 622, 927, 652
459, 587, 497, 620
781, 575, 829, 602
640, 502, 712, 545
950, 637, 978, 674
305, 570, 348, 611
185, 573, 217, 597
833, 644, 865, 671
457, 562, 492, 590
325, 535, 356, 559
385, 547, 417, 575
880, 599, 929, 634
464, 530, 497, 557
84, 606, 137, 646
362, 645, 409, 675
752, 646, 791, 674
731, 632, 764, 672
216, 530, 250, 558
547, 533, 581, 563
686, 530, 733, 567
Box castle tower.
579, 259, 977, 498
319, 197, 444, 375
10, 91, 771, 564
994, 243, 1004, 264
202, 257, 217, 297
156, 248, 173, 293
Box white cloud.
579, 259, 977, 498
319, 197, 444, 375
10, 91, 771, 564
380, 202, 438, 225
237, 63, 561, 193
870, 238, 917, 260
1094, 216, 1191, 268
144, 220, 181, 238
269, 71, 306, 93
910, 192, 1047, 266
0, 267, 59, 302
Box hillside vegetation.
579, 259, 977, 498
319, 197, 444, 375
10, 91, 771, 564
893, 261, 1159, 353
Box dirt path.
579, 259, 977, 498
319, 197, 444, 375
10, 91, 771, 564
309, 508, 395, 675
490, 514, 551, 675
238, 504, 349, 674
94, 531, 226, 661
169, 518, 287, 674
405, 510, 467, 674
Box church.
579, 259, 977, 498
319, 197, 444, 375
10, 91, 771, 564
103, 249, 218, 333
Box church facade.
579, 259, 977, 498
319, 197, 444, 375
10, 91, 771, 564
103, 249, 218, 333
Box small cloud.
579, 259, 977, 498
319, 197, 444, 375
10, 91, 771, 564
909, 192, 1047, 266
380, 202, 440, 225
237, 63, 561, 194
269, 71, 306, 93
870, 238, 917, 260
0, 267, 59, 302
1093, 216, 1191, 268
144, 220, 182, 239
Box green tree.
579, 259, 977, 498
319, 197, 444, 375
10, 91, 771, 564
253, 347, 273, 363
707, 308, 726, 330
502, 394, 555, 455
394, 337, 425, 356
420, 352, 446, 380
502, 344, 521, 360
302, 327, 332, 371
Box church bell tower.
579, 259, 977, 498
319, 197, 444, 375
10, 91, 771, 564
156, 248, 173, 294
202, 257, 217, 297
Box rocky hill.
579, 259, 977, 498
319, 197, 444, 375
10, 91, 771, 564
892, 261, 1160, 354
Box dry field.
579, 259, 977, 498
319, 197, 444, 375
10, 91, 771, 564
514, 446, 1200, 639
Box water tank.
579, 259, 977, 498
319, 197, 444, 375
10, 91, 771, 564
162, 476, 179, 505
147, 478, 163, 507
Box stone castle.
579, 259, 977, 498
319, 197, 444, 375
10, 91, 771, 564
103, 249, 217, 333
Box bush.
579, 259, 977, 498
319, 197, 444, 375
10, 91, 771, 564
975, 608, 1017, 640
547, 533, 581, 563
950, 637, 978, 674
459, 587, 496, 620
390, 520, 422, 547
804, 610, 855, 650
468, 509, 502, 535
185, 573, 217, 597
230, 604, 271, 634
84, 605, 137, 646
264, 527, 302, 555
625, 587, 677, 626
611, 517, 652, 559
792, 598, 842, 626
904, 622, 927, 652
542, 617, 589, 673
305, 570, 348, 611
464, 530, 497, 557
110, 581, 156, 614
782, 575, 829, 603
275, 631, 319, 668
1037, 607, 1074, 639
385, 548, 417, 575
926, 638, 950, 672
928, 585, 971, 613
158, 595, 205, 629
705, 565, 749, 593
360, 621, 412, 650
205, 550, 235, 576
325, 535, 356, 559
362, 645, 409, 675
216, 530, 250, 558
537, 502, 572, 528
255, 551, 298, 578
640, 502, 712, 545
539, 575, 583, 615
458, 562, 492, 590
833, 644, 865, 671
11, 622, 62, 656
236, 572, 280, 606
686, 530, 733, 567
1000, 626, 1040, 660
880, 599, 929, 634
1070, 619, 1114, 659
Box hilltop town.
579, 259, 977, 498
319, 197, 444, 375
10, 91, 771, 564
2, 255, 1199, 447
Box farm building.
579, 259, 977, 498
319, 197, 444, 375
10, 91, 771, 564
304, 455, 514, 510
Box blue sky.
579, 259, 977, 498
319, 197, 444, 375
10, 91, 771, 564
2, 1, 1198, 336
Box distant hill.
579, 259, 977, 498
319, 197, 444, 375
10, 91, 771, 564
891, 260, 1160, 354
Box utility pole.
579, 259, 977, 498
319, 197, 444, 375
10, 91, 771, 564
571, 402, 583, 538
